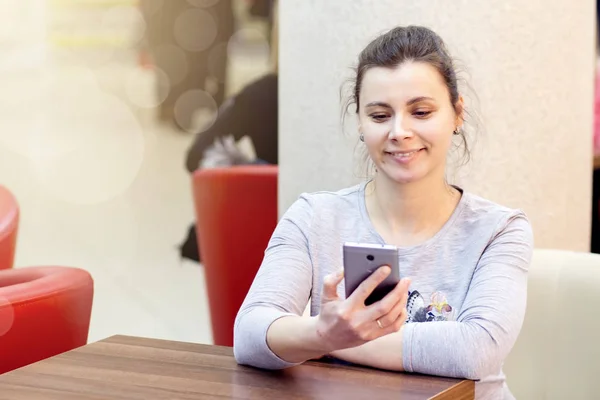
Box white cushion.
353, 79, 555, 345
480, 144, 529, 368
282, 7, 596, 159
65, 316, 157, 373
504, 249, 600, 399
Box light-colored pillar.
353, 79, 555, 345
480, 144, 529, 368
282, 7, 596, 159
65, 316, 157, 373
279, 0, 596, 251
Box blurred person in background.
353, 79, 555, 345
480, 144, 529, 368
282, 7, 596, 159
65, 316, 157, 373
140, 0, 235, 130
179, 0, 278, 262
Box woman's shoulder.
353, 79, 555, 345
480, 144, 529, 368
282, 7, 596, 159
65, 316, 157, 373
461, 191, 529, 220
278, 183, 366, 237
459, 190, 533, 243
288, 182, 365, 213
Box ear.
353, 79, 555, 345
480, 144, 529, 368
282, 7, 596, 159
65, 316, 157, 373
454, 95, 465, 128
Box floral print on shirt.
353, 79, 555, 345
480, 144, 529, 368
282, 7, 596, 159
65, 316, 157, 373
406, 290, 455, 323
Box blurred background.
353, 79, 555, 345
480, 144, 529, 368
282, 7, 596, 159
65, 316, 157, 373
0, 0, 277, 344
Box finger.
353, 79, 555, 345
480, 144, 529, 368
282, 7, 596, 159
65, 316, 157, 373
365, 277, 410, 317
321, 268, 344, 301
393, 300, 410, 328
377, 287, 409, 326
348, 265, 391, 305
379, 306, 408, 336
365, 305, 407, 341
367, 278, 411, 325
377, 293, 410, 336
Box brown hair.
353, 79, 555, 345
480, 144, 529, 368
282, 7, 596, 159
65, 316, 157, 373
342, 25, 476, 172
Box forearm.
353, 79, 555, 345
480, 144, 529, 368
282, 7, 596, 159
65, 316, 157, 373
402, 321, 507, 380
329, 327, 404, 371
234, 306, 315, 369
266, 315, 332, 363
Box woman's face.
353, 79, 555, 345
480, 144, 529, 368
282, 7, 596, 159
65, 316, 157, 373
358, 61, 463, 185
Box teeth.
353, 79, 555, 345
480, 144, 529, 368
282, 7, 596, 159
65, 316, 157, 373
391, 151, 416, 158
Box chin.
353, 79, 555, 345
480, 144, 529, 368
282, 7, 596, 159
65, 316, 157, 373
381, 169, 425, 185
375, 160, 427, 184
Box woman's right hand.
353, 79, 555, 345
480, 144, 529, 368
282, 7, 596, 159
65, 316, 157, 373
314, 267, 410, 352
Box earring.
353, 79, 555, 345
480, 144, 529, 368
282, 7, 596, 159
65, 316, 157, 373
359, 133, 365, 142
453, 127, 461, 135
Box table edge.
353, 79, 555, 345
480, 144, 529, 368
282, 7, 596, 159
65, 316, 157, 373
429, 379, 475, 400
97, 334, 474, 398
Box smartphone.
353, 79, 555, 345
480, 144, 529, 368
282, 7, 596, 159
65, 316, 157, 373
343, 242, 400, 306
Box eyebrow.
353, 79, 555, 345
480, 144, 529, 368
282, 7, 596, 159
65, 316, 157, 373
365, 96, 435, 108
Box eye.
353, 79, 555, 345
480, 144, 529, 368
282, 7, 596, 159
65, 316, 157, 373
413, 110, 432, 118
369, 113, 389, 122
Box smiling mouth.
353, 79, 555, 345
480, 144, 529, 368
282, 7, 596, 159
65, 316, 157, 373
385, 149, 424, 159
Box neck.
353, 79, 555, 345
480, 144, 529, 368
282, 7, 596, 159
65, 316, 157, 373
366, 172, 460, 243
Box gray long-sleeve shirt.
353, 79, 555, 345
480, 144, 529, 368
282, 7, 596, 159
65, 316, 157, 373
234, 182, 533, 399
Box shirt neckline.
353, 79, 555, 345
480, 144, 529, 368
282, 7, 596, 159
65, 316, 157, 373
356, 179, 469, 254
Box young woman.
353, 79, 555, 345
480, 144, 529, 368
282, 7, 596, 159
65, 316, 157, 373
233, 25, 533, 399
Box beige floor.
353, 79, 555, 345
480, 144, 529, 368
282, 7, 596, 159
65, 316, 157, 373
0, 0, 271, 344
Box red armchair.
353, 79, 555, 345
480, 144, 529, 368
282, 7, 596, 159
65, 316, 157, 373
0, 186, 18, 270
192, 165, 278, 346
0, 266, 94, 374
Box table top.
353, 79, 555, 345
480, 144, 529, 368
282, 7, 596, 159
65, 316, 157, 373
0, 335, 474, 400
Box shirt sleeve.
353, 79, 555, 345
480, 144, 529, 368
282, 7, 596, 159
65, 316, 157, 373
402, 212, 534, 380
233, 195, 314, 369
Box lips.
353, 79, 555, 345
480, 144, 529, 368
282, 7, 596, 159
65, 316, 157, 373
384, 148, 424, 164
386, 150, 419, 158
385, 148, 424, 157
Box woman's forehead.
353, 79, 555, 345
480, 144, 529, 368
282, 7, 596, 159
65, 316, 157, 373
360, 62, 448, 104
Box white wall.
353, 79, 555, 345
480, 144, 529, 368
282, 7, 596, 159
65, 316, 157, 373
279, 0, 596, 251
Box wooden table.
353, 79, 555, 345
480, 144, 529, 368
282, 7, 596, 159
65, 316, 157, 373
0, 335, 474, 399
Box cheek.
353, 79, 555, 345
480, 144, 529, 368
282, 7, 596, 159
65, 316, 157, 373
362, 119, 391, 138
418, 116, 454, 146
363, 125, 391, 151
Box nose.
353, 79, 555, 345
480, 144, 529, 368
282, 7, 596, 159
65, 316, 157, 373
388, 115, 414, 140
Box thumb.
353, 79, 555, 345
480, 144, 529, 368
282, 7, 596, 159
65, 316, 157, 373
322, 268, 344, 301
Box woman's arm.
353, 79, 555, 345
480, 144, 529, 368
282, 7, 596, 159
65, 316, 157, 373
262, 315, 329, 363
264, 267, 409, 364
233, 196, 316, 369
234, 193, 410, 369
328, 214, 533, 380
234, 191, 412, 369
329, 328, 405, 371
